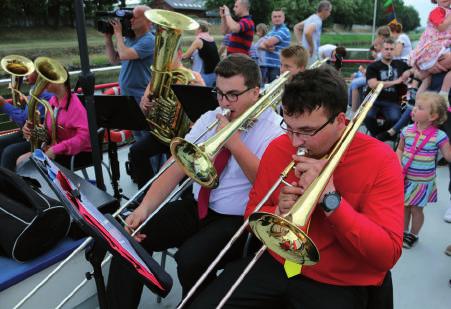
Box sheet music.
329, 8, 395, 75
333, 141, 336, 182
33, 150, 151, 275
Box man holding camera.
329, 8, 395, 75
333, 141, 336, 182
104, 5, 155, 108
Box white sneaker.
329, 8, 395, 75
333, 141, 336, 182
444, 206, 451, 223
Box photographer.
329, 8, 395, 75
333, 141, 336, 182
104, 5, 155, 122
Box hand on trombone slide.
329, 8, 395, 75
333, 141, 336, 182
122, 207, 149, 242
215, 112, 241, 150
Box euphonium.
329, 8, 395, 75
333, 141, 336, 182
170, 71, 291, 189
248, 83, 384, 265
27, 57, 67, 151
143, 9, 199, 144
1, 55, 35, 107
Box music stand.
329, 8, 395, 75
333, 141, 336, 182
92, 95, 149, 201
30, 151, 172, 309
171, 84, 219, 122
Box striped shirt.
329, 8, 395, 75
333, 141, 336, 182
227, 16, 255, 55
260, 24, 291, 68
401, 124, 448, 182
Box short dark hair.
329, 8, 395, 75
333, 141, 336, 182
335, 46, 347, 58
282, 66, 347, 118
215, 54, 261, 88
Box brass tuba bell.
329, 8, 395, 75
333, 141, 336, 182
27, 57, 67, 151
1, 55, 35, 107
143, 9, 199, 144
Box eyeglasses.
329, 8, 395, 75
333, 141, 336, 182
212, 87, 251, 102
280, 115, 336, 137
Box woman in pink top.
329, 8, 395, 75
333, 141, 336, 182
17, 69, 92, 168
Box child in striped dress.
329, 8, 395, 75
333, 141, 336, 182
396, 92, 451, 248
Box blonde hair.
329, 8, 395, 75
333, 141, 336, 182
256, 23, 268, 36
417, 92, 449, 126
280, 45, 309, 69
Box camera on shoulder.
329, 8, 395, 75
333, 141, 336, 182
96, 8, 135, 38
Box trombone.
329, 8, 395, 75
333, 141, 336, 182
170, 71, 291, 189
178, 147, 307, 308
1, 55, 35, 107
215, 83, 384, 307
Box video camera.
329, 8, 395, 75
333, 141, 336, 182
96, 8, 134, 38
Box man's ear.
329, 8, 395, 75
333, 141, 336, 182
251, 86, 260, 100
336, 112, 347, 125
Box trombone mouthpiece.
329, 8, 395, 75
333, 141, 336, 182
297, 147, 308, 156
221, 108, 231, 118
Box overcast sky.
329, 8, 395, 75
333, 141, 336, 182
401, 0, 435, 27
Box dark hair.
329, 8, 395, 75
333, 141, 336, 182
282, 66, 347, 118
335, 46, 347, 58
214, 54, 261, 88
62, 67, 71, 110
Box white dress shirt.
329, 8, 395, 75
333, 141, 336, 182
185, 107, 283, 216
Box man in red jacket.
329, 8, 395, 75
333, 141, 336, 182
190, 66, 404, 309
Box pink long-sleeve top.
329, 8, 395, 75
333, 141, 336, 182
44, 93, 92, 155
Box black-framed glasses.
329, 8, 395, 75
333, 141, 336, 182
212, 87, 251, 102
280, 115, 336, 137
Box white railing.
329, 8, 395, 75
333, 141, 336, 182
0, 65, 121, 85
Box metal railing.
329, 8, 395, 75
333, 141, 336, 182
0, 65, 121, 85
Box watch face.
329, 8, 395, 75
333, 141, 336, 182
324, 193, 340, 210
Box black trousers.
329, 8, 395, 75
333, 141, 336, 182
190, 252, 393, 309
106, 196, 246, 309
128, 132, 169, 188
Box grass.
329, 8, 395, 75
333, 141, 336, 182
0, 26, 421, 96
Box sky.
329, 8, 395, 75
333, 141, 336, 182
397, 0, 435, 27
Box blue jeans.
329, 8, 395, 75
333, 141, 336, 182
392, 105, 413, 133
0, 131, 29, 171
201, 73, 216, 87
364, 99, 402, 136
347, 77, 366, 106
260, 66, 280, 85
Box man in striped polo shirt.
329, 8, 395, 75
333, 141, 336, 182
220, 0, 255, 55
258, 9, 291, 84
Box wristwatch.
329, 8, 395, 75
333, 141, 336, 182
322, 191, 341, 213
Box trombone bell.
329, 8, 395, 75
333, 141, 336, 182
249, 212, 319, 265
170, 137, 219, 188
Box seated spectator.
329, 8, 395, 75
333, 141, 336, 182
364, 38, 411, 137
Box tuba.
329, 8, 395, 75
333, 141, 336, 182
1, 55, 35, 107
27, 57, 67, 151
143, 9, 199, 144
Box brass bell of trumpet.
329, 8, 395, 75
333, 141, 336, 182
248, 83, 384, 265
1, 55, 35, 107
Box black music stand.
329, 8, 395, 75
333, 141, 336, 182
30, 152, 172, 309
171, 84, 219, 122
93, 95, 149, 201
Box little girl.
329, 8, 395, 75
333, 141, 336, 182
409, 0, 451, 96
397, 92, 451, 248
